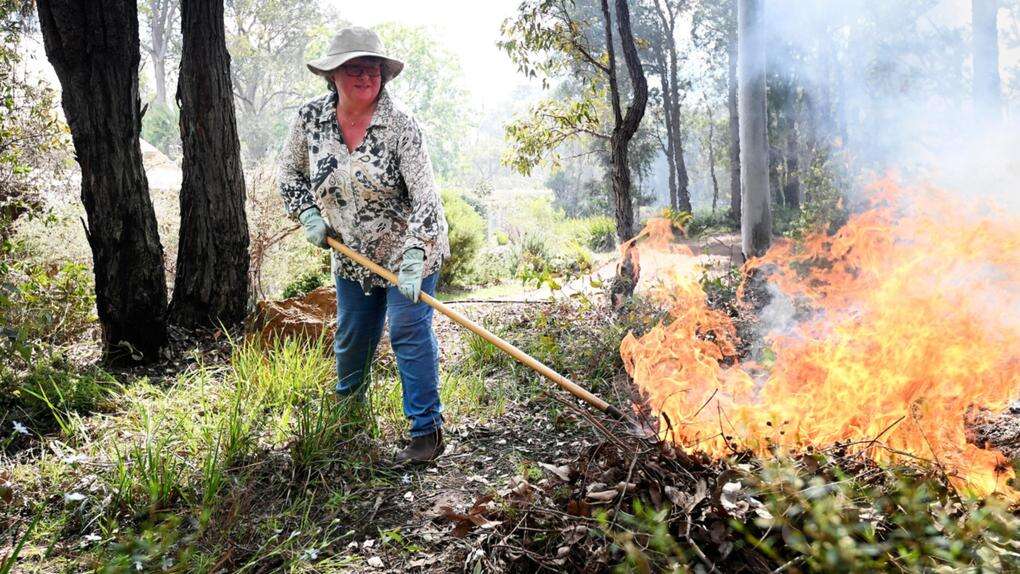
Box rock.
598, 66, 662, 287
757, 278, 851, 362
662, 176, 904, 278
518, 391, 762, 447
247, 286, 337, 345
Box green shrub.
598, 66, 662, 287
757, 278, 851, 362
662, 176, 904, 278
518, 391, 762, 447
440, 188, 485, 288
1, 256, 95, 362
774, 152, 850, 239
581, 216, 616, 251
280, 269, 329, 299
612, 456, 1020, 573
140, 103, 181, 159
686, 208, 738, 237
470, 246, 514, 286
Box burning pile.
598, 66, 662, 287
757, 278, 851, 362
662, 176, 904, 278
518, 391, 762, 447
621, 178, 1019, 495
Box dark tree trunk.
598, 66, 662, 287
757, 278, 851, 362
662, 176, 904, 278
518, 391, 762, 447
972, 0, 1002, 122
652, 0, 691, 214
602, 0, 648, 305
707, 104, 720, 214
727, 0, 741, 225
655, 49, 679, 211
738, 0, 771, 258
666, 33, 691, 214
783, 105, 800, 209
37, 0, 169, 365
171, 0, 250, 328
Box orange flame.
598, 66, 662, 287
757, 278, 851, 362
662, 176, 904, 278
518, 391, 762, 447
621, 178, 1019, 496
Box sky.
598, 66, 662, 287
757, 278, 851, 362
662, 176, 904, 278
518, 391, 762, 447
327, 0, 533, 110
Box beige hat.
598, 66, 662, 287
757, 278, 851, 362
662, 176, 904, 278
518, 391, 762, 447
306, 26, 404, 81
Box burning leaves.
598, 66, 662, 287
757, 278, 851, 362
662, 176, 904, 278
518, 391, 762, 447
621, 178, 1019, 495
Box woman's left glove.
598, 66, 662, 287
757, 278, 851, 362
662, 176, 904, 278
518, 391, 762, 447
397, 248, 426, 302
298, 207, 330, 249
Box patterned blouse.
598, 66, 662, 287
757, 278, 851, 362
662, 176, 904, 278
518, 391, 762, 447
277, 89, 450, 292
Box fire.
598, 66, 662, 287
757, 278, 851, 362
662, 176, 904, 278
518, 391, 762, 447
620, 178, 1019, 495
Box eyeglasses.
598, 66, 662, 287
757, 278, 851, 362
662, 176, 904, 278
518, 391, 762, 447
340, 65, 382, 78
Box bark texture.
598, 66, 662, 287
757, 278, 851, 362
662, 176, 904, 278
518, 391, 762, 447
171, 0, 250, 328
37, 0, 169, 364
972, 0, 1002, 122
651, 0, 690, 213
737, 0, 771, 258
727, 1, 741, 224
601, 0, 648, 245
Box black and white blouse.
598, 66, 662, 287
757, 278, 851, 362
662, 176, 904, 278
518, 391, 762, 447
277, 89, 450, 292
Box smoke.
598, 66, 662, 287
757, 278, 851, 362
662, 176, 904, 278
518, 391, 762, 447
763, 0, 1020, 209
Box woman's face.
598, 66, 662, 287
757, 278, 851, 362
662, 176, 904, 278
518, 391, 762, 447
332, 57, 382, 107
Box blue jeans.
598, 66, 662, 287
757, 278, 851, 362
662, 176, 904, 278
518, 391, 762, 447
333, 272, 442, 437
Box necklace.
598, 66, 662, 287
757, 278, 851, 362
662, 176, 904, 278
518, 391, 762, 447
337, 106, 374, 129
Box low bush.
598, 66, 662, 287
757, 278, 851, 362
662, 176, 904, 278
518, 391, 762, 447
440, 188, 485, 288
686, 208, 738, 237
774, 153, 850, 239
140, 103, 181, 160
561, 216, 616, 252
280, 269, 329, 299
469, 245, 515, 286
613, 455, 1020, 573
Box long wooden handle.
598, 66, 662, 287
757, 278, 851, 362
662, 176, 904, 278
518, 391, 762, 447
326, 237, 624, 419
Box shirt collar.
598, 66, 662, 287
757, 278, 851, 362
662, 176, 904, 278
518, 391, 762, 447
318, 89, 392, 131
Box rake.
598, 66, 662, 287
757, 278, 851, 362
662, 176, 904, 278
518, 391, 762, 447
326, 237, 626, 421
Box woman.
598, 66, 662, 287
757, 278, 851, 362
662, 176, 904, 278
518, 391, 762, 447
277, 26, 450, 464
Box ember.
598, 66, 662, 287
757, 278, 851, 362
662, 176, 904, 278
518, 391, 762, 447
621, 178, 1019, 495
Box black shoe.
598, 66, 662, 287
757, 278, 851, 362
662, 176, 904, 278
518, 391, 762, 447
393, 428, 444, 465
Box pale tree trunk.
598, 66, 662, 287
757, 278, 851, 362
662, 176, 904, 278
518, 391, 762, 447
142, 0, 177, 107
153, 56, 168, 106
738, 0, 771, 258
972, 0, 1002, 122
171, 0, 250, 328
37, 0, 169, 364
727, 0, 741, 224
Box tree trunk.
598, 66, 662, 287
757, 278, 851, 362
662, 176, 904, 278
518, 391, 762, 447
37, 0, 169, 364
602, 0, 648, 305
656, 50, 679, 211
153, 55, 168, 106
666, 34, 691, 214
727, 0, 741, 225
972, 0, 1002, 122
652, 0, 691, 214
707, 104, 720, 214
783, 107, 800, 209
738, 0, 771, 258
171, 0, 250, 328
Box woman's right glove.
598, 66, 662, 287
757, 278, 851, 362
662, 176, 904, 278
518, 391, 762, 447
298, 207, 329, 249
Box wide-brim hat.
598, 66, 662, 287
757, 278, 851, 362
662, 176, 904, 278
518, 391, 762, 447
306, 26, 404, 81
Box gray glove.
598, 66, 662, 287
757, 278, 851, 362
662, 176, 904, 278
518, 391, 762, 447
298, 207, 329, 249
397, 248, 426, 302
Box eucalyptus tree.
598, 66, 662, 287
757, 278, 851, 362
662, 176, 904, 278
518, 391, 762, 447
692, 0, 740, 223
37, 0, 169, 363
639, 0, 691, 213
737, 0, 771, 258
171, 0, 250, 328
139, 0, 178, 107
224, 0, 327, 160
501, 0, 647, 243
